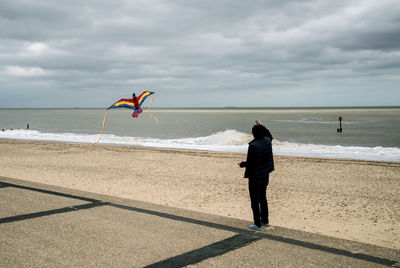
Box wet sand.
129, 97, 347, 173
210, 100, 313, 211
1, 139, 399, 249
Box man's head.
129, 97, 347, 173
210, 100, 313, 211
252, 124, 267, 139
133, 93, 136, 97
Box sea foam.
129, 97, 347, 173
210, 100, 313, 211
1, 129, 399, 162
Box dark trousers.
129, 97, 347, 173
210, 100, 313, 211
248, 176, 269, 227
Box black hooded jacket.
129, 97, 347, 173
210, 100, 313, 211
240, 137, 274, 179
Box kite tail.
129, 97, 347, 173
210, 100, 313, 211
147, 94, 158, 124
88, 110, 108, 151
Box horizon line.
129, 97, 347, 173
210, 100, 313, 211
1, 105, 400, 109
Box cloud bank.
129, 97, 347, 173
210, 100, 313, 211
1, 0, 399, 107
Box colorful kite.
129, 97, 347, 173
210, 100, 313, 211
88, 91, 157, 150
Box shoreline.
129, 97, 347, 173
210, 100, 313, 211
1, 139, 399, 250
26, 138, 400, 166
1, 137, 399, 164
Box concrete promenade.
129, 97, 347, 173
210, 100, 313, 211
1, 176, 399, 267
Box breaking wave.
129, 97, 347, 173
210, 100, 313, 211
1, 129, 399, 162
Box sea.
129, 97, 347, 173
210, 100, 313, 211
1, 108, 399, 162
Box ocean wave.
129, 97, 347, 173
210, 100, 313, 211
1, 129, 399, 162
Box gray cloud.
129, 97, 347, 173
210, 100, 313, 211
0, 0, 399, 108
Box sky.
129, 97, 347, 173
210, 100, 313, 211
0, 0, 399, 108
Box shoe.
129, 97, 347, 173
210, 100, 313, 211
248, 224, 262, 231
261, 222, 270, 227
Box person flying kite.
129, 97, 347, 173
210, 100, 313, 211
88, 91, 157, 150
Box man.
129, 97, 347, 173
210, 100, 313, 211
239, 124, 274, 231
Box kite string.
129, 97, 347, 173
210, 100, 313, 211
147, 94, 158, 123
88, 110, 108, 151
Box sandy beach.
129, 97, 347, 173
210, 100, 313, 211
1, 139, 399, 250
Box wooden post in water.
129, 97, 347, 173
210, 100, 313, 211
337, 116, 343, 133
